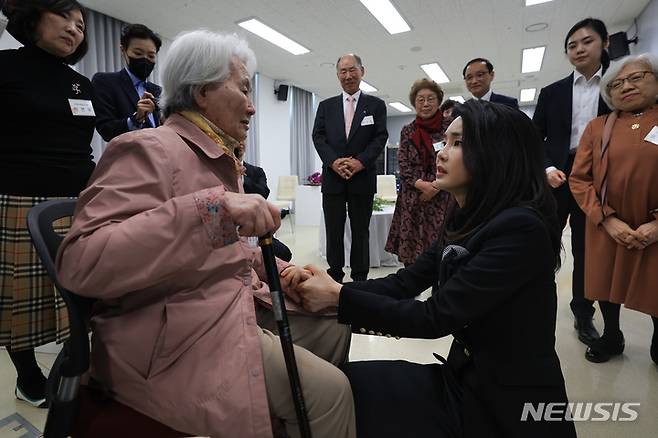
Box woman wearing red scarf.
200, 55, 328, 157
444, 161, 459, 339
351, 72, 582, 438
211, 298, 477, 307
386, 79, 454, 265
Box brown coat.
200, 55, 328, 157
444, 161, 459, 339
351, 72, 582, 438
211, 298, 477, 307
569, 105, 658, 316
56, 114, 293, 437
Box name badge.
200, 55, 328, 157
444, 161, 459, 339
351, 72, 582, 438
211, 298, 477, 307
645, 126, 658, 146
361, 115, 374, 126
68, 99, 96, 117
433, 141, 445, 151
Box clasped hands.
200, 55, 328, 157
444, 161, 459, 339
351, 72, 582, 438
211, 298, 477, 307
280, 265, 342, 313
602, 216, 658, 250
331, 157, 364, 180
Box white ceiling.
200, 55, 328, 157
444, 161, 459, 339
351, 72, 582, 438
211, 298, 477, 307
80, 0, 650, 112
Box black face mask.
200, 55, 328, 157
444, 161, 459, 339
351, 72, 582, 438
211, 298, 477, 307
127, 56, 155, 81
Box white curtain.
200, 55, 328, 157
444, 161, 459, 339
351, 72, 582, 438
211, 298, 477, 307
245, 72, 260, 165
74, 9, 126, 161
290, 86, 316, 180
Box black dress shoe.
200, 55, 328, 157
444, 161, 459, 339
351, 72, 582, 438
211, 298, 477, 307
585, 332, 625, 363
574, 317, 601, 346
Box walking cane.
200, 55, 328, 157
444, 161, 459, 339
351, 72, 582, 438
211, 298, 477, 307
258, 233, 313, 438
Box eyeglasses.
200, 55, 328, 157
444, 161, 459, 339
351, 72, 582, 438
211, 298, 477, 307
415, 95, 438, 104
607, 71, 655, 91
464, 71, 489, 81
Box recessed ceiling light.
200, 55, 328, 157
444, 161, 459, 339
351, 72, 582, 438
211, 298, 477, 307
525, 0, 553, 5
525, 22, 549, 32
448, 96, 465, 103
521, 46, 546, 73
237, 18, 310, 55
359, 0, 411, 34
359, 80, 378, 93
389, 102, 412, 113
520, 88, 537, 102
420, 63, 450, 84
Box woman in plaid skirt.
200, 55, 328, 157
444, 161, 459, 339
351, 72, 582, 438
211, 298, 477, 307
0, 0, 95, 407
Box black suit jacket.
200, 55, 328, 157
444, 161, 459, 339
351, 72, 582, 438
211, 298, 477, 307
243, 161, 270, 199
312, 93, 388, 195
490, 92, 519, 109
533, 72, 610, 170
338, 207, 576, 438
92, 69, 162, 142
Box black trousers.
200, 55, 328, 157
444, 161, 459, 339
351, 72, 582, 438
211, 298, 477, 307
554, 154, 595, 318
322, 192, 374, 282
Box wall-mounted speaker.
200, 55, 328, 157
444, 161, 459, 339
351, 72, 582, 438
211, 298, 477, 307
609, 32, 631, 60
275, 84, 289, 101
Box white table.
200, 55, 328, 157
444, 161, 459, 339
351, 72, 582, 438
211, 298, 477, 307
295, 185, 322, 226
319, 205, 400, 267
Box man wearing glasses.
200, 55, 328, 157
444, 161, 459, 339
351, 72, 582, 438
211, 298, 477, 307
463, 58, 519, 109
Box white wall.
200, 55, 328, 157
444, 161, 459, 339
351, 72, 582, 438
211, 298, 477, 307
630, 0, 658, 55
257, 74, 292, 199
386, 115, 415, 146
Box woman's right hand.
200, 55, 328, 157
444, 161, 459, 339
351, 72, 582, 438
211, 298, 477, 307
223, 192, 281, 237
601, 216, 642, 249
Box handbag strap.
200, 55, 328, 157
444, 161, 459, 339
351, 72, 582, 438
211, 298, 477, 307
599, 110, 619, 206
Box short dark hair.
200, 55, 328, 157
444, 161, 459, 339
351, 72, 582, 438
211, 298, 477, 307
564, 18, 610, 70
336, 53, 363, 70
446, 100, 561, 269
462, 58, 494, 77
120, 23, 162, 52
2, 0, 88, 64
408, 78, 444, 107
439, 99, 456, 112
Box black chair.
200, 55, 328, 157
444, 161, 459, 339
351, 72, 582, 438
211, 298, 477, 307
27, 199, 92, 438
27, 199, 185, 438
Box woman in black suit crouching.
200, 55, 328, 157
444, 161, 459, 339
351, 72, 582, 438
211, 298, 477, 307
297, 100, 577, 438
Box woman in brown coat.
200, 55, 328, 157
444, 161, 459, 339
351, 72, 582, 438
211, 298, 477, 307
570, 53, 658, 364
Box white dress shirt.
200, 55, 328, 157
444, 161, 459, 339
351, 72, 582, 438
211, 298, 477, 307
546, 67, 603, 174
569, 67, 602, 151
476, 89, 493, 101
342, 90, 362, 121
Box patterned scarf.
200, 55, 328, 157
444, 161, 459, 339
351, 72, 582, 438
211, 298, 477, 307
179, 110, 241, 175
411, 110, 443, 168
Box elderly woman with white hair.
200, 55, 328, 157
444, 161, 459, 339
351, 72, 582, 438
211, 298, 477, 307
570, 53, 658, 364
56, 30, 356, 437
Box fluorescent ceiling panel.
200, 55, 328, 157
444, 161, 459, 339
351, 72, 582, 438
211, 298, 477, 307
237, 18, 310, 55
525, 0, 553, 5
359, 80, 378, 92
359, 0, 411, 34
448, 96, 465, 103
389, 102, 412, 112
520, 88, 537, 102
521, 46, 545, 73
420, 63, 450, 84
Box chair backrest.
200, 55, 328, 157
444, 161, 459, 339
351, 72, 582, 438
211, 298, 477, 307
376, 175, 397, 201
27, 199, 94, 438
277, 175, 298, 201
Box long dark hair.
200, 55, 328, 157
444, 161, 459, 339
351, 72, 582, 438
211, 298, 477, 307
2, 0, 88, 64
445, 101, 561, 269
564, 18, 610, 71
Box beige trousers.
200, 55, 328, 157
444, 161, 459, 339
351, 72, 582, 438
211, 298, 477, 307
256, 306, 356, 438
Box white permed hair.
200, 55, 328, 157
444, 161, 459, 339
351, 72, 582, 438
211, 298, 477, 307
600, 52, 658, 109
159, 30, 256, 117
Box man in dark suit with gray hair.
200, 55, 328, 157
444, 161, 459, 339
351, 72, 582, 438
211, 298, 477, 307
463, 57, 519, 108
313, 53, 388, 283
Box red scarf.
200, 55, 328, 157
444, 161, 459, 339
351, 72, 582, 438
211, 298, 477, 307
411, 111, 443, 168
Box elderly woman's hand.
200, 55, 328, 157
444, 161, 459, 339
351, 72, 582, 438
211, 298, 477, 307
602, 216, 643, 249
280, 265, 312, 304
636, 220, 658, 249
297, 265, 342, 313
223, 192, 281, 237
